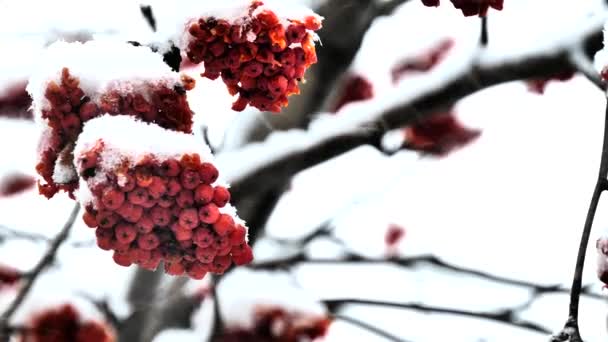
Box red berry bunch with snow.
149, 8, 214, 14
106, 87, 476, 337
27, 41, 195, 199
75, 116, 252, 279
421, 0, 503, 17
181, 0, 322, 112
20, 304, 113, 342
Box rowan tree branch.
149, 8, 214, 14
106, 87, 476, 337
0, 203, 80, 340
552, 99, 608, 342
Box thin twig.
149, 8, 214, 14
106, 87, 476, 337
332, 314, 412, 342
0, 203, 80, 340
140, 5, 157, 32
326, 299, 550, 334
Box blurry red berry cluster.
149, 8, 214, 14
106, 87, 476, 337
185, 0, 322, 112
20, 304, 113, 342
219, 306, 331, 342
36, 68, 195, 199
404, 112, 481, 156
331, 75, 374, 112
77, 144, 252, 279
0, 172, 35, 197
421, 0, 503, 16
0, 82, 32, 119
391, 39, 454, 83
0, 264, 22, 290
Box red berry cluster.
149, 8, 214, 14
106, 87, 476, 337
184, 0, 322, 112
36, 67, 195, 199
219, 306, 331, 342
526, 70, 574, 95
0, 82, 32, 119
421, 0, 504, 16
331, 75, 374, 112
0, 172, 35, 197
404, 112, 481, 156
77, 145, 252, 279
20, 304, 113, 342
391, 39, 454, 83
0, 264, 22, 290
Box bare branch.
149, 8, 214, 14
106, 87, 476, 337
332, 314, 412, 342
327, 299, 551, 334
0, 203, 80, 338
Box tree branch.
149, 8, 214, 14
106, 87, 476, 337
552, 100, 608, 342
332, 314, 412, 342
221, 22, 604, 202
326, 299, 551, 334
0, 203, 80, 339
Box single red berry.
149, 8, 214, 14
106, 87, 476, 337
195, 246, 217, 263
199, 203, 220, 224
115, 223, 137, 244
137, 233, 160, 250
180, 168, 200, 189
96, 236, 113, 250
141, 196, 157, 209
194, 184, 214, 204
117, 202, 144, 223
199, 163, 218, 184
101, 187, 125, 210
179, 208, 200, 229
232, 244, 254, 265
165, 261, 185, 276
174, 225, 194, 241
97, 211, 119, 229
113, 251, 132, 267
213, 214, 234, 236
157, 194, 174, 208
136, 171, 154, 188
167, 179, 182, 196
136, 215, 154, 234
160, 159, 181, 177
128, 187, 148, 205
229, 224, 247, 245
82, 212, 97, 228
212, 186, 231, 207
211, 255, 231, 274
186, 262, 208, 280
130, 248, 151, 265
150, 206, 171, 227
176, 189, 195, 208
193, 228, 214, 248
147, 177, 167, 199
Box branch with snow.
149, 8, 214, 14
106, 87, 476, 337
0, 203, 80, 338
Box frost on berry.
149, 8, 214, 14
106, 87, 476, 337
0, 172, 35, 197
391, 39, 454, 83
27, 41, 195, 199
20, 303, 113, 342
180, 0, 323, 112
331, 75, 374, 112
73, 116, 252, 279
526, 71, 574, 94
403, 112, 481, 156
421, 0, 504, 16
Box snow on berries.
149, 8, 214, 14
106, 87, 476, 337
27, 40, 195, 199
20, 303, 113, 342
180, 0, 322, 112
421, 0, 504, 17
74, 115, 253, 279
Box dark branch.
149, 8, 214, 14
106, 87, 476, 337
480, 16, 489, 46
0, 203, 80, 338
332, 314, 412, 342
327, 299, 551, 334
227, 26, 603, 201
553, 100, 608, 342
140, 5, 157, 32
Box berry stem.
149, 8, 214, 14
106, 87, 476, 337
0, 203, 80, 339
555, 99, 608, 341
480, 15, 489, 46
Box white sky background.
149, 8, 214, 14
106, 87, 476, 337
1, 0, 608, 341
